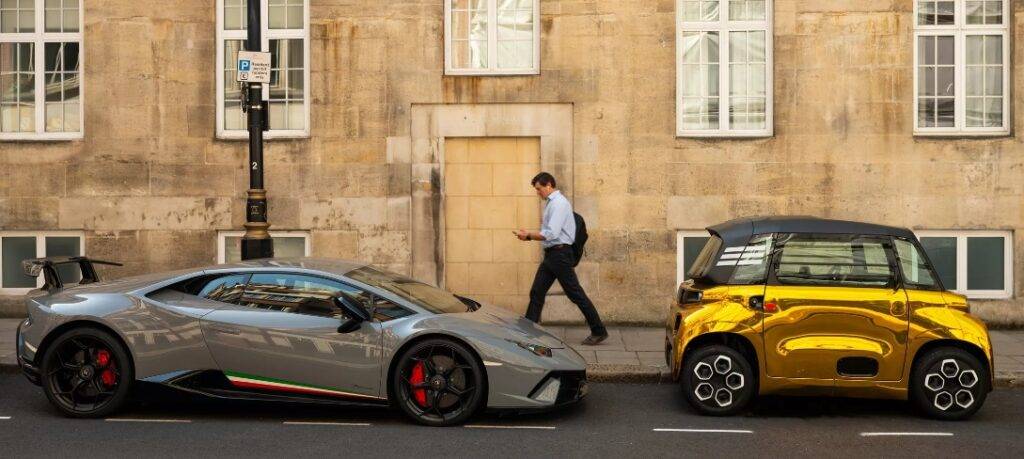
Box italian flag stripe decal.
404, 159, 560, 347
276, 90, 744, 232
224, 371, 383, 400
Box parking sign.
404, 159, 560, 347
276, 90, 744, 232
236, 51, 271, 83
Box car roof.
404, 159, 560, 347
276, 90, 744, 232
708, 216, 916, 246
209, 257, 370, 276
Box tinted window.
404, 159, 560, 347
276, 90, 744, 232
346, 266, 471, 314
687, 235, 724, 280
894, 239, 941, 290
774, 234, 894, 288
967, 237, 1005, 290
241, 274, 348, 318
199, 274, 249, 304
728, 234, 773, 285
682, 236, 711, 280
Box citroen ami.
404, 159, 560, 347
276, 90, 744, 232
666, 217, 993, 420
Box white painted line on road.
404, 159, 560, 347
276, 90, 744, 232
860, 432, 954, 437
105, 418, 192, 423
0, 416, 11, 420
465, 425, 557, 430
653, 428, 754, 434
283, 421, 372, 427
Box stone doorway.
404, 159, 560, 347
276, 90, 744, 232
442, 138, 542, 312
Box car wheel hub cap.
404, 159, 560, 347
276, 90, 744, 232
924, 358, 979, 412
693, 354, 743, 408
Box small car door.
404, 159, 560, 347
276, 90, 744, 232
761, 234, 910, 382
201, 273, 385, 401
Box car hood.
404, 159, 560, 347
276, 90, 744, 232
457, 304, 567, 349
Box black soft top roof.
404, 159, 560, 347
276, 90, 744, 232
708, 216, 916, 246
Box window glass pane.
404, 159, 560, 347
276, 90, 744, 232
729, 31, 766, 130
729, 0, 765, 21
223, 0, 247, 30
267, 39, 305, 130
680, 31, 720, 131
730, 235, 772, 285
496, 0, 533, 69
242, 274, 346, 318
200, 274, 249, 303
920, 237, 957, 290
968, 0, 1003, 24
775, 235, 893, 288
45, 236, 81, 284
268, 0, 286, 29
967, 237, 1004, 290
894, 239, 939, 290
681, 0, 719, 21
0, 42, 35, 133
224, 235, 307, 263
43, 42, 80, 133
2, 236, 36, 288
223, 40, 245, 131
682, 236, 710, 280
0, 0, 32, 33
936, 1, 954, 24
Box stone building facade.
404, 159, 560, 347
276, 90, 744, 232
1, 1, 1022, 326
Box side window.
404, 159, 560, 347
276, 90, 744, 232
241, 274, 347, 318
774, 234, 894, 288
894, 239, 941, 290
369, 295, 415, 322
728, 234, 773, 285
199, 274, 250, 304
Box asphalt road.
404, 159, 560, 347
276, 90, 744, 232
1, 373, 1022, 458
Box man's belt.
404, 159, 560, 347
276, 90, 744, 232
544, 244, 572, 252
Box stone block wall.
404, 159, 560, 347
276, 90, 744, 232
2, 1, 1023, 325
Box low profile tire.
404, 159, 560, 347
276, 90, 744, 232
681, 344, 755, 416
911, 347, 989, 421
40, 327, 133, 418
392, 338, 486, 427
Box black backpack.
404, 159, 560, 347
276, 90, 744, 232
572, 212, 588, 267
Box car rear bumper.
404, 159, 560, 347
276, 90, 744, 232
16, 320, 41, 386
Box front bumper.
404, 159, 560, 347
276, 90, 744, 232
16, 320, 41, 386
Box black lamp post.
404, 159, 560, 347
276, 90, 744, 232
241, 0, 273, 260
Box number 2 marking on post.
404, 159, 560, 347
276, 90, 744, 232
252, 162, 259, 171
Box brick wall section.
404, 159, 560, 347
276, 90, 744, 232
1, 1, 1023, 325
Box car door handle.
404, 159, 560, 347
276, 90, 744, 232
209, 326, 241, 336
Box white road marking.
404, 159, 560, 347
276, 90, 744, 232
465, 425, 557, 430
860, 432, 954, 437
0, 416, 11, 420
653, 428, 753, 434
105, 418, 192, 423
283, 421, 372, 427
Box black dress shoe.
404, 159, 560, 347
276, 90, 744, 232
581, 334, 608, 346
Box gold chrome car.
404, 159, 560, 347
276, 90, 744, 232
666, 217, 993, 420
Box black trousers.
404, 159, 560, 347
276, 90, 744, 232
526, 247, 607, 335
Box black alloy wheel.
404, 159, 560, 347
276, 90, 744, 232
911, 347, 989, 421
41, 327, 133, 418
681, 344, 755, 416
393, 338, 486, 426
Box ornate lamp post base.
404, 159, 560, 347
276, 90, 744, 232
241, 188, 274, 260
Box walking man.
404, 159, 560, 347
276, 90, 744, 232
515, 172, 608, 345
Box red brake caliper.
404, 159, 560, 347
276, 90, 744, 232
410, 361, 427, 407
96, 349, 116, 387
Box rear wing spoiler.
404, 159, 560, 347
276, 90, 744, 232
21, 257, 123, 291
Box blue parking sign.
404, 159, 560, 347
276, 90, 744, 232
238, 60, 252, 72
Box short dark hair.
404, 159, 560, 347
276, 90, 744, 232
531, 172, 556, 188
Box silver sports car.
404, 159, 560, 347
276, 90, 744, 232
15, 257, 588, 426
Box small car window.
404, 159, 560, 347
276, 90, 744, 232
199, 274, 249, 304
728, 234, 773, 285
774, 234, 894, 288
687, 235, 724, 280
241, 274, 350, 318
894, 239, 942, 290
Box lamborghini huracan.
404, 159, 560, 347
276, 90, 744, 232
15, 257, 587, 426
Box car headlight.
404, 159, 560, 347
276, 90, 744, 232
509, 340, 552, 358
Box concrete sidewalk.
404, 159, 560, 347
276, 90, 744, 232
2, 319, 1022, 386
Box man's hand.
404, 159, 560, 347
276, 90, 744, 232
515, 229, 530, 241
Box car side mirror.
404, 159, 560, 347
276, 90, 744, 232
334, 296, 372, 334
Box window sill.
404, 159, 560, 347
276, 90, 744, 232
0, 133, 83, 142
444, 68, 541, 76
676, 132, 774, 139
217, 130, 311, 141
913, 130, 1012, 139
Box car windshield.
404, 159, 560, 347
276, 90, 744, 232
346, 266, 472, 314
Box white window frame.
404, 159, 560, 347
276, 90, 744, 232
215, 0, 310, 140
443, 0, 541, 76
913, 0, 1011, 136
676, 0, 774, 138
915, 229, 1013, 299
676, 230, 712, 286
0, 0, 83, 141
217, 230, 311, 264
0, 231, 85, 295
